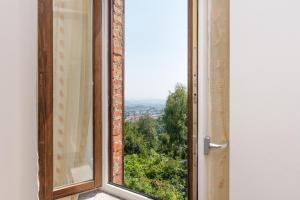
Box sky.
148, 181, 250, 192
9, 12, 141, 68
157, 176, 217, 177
124, 0, 188, 101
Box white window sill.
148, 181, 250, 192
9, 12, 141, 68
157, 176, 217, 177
79, 191, 121, 200
77, 185, 153, 200
85, 193, 120, 200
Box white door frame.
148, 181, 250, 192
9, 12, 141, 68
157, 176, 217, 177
198, 0, 209, 199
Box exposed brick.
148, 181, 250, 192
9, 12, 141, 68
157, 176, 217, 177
112, 128, 122, 134
111, 0, 124, 185
112, 54, 123, 63
114, 13, 123, 25
115, 0, 123, 7
113, 134, 122, 143
113, 48, 123, 56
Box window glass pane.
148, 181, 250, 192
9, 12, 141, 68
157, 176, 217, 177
111, 0, 188, 199
53, 0, 93, 188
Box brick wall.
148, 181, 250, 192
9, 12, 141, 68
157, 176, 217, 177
111, 0, 124, 184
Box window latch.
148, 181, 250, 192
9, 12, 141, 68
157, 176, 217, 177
204, 136, 229, 155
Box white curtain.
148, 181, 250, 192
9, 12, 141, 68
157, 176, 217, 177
53, 0, 93, 188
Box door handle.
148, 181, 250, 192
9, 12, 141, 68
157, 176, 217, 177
204, 136, 229, 155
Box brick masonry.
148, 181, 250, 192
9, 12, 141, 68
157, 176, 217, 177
111, 0, 124, 184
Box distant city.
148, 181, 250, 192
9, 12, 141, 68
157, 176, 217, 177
125, 99, 165, 121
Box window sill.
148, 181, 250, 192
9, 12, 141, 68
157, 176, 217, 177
78, 191, 121, 200
69, 184, 152, 200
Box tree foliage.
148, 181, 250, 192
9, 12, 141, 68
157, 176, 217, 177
124, 84, 188, 200
162, 84, 187, 159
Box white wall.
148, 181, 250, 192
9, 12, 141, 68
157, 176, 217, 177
3, 0, 300, 199
0, 0, 38, 199
230, 0, 300, 200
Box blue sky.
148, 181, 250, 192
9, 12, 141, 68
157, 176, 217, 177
124, 0, 188, 100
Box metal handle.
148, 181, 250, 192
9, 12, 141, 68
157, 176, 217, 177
204, 136, 229, 155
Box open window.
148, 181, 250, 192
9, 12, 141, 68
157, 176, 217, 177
38, 0, 102, 199
38, 0, 198, 199
103, 0, 198, 199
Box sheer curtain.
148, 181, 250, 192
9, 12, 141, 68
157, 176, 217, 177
53, 0, 93, 188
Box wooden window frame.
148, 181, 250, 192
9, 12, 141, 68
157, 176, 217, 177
38, 0, 102, 199
106, 0, 198, 199
188, 1, 199, 199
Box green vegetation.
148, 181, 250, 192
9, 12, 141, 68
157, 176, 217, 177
124, 84, 188, 200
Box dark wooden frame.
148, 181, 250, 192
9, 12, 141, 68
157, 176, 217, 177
108, 0, 198, 199
38, 0, 102, 199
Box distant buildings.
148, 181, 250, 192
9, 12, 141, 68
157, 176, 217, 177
125, 103, 164, 122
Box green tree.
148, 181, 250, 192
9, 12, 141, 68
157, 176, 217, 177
124, 151, 186, 200
123, 83, 188, 199
124, 121, 146, 155
136, 115, 158, 150
162, 84, 188, 159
